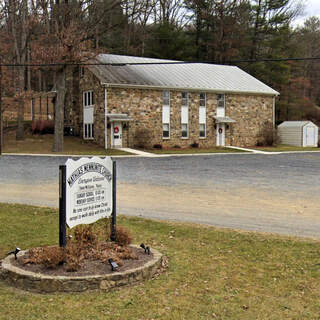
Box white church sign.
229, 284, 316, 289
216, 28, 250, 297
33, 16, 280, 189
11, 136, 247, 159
65, 156, 113, 228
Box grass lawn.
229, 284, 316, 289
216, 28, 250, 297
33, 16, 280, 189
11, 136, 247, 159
252, 144, 320, 152
147, 147, 247, 154
1, 203, 320, 319
2, 130, 131, 156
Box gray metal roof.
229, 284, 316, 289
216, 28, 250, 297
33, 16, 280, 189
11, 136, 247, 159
88, 54, 279, 96
278, 121, 317, 128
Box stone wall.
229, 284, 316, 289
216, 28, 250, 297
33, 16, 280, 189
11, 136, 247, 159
79, 69, 275, 148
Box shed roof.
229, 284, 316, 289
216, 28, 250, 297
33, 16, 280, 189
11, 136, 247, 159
278, 121, 317, 128
88, 54, 279, 96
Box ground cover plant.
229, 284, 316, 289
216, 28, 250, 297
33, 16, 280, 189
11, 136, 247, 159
2, 129, 131, 156
1, 203, 320, 319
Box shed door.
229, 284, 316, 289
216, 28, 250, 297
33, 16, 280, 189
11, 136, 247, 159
306, 126, 315, 146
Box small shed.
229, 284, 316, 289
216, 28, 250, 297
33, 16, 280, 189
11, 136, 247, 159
278, 121, 319, 147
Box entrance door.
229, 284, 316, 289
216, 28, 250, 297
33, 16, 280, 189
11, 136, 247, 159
112, 122, 122, 148
306, 126, 315, 146
216, 123, 225, 146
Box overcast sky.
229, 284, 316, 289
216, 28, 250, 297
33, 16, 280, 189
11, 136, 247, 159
294, 0, 320, 26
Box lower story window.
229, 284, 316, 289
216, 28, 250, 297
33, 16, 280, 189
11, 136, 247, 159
163, 123, 170, 138
84, 123, 94, 139
199, 123, 206, 138
181, 124, 188, 138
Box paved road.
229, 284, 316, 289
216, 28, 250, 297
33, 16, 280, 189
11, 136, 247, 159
0, 153, 320, 238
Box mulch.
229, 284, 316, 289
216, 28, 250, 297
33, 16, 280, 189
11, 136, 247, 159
13, 246, 153, 277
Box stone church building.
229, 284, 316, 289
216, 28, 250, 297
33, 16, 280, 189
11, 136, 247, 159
77, 54, 279, 149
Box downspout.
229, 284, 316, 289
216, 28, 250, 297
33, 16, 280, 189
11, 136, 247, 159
104, 87, 108, 150
273, 96, 276, 128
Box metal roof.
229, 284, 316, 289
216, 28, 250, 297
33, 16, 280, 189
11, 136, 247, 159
278, 121, 317, 128
88, 54, 279, 96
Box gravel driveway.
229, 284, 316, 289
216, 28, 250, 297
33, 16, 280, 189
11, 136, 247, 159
0, 152, 320, 238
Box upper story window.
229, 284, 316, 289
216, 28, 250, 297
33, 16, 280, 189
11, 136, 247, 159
162, 90, 170, 106
162, 91, 170, 139
80, 66, 85, 78
83, 90, 94, 107
181, 92, 189, 138
200, 92, 206, 107
217, 93, 225, 117
199, 92, 206, 138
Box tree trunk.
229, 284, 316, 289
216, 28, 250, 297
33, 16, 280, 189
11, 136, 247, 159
53, 67, 66, 152
16, 67, 25, 140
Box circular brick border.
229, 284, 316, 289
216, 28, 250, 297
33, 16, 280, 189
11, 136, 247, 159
0, 245, 163, 293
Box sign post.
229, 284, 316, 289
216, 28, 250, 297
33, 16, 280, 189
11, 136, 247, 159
59, 165, 67, 247
59, 156, 115, 247
110, 161, 117, 241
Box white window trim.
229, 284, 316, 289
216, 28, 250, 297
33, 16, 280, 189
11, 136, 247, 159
181, 93, 189, 139
83, 90, 94, 140
199, 93, 206, 138
162, 91, 170, 139
83, 90, 94, 108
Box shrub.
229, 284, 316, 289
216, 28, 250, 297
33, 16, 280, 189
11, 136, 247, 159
190, 142, 199, 148
115, 225, 133, 246
153, 144, 162, 149
25, 246, 65, 269
134, 128, 153, 149
258, 122, 280, 146
74, 225, 97, 248
32, 119, 54, 134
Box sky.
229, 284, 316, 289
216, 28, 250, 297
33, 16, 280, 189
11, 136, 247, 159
294, 0, 320, 26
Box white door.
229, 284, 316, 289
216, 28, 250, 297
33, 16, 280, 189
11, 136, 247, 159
306, 126, 315, 146
216, 123, 225, 146
112, 122, 122, 148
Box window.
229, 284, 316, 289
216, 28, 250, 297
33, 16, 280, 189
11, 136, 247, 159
199, 93, 206, 138
217, 94, 225, 117
84, 123, 94, 139
163, 123, 170, 138
80, 66, 85, 78
83, 90, 94, 139
162, 91, 170, 138
199, 124, 206, 138
162, 91, 170, 106
200, 92, 206, 106
181, 92, 189, 138
83, 90, 94, 107
181, 124, 188, 138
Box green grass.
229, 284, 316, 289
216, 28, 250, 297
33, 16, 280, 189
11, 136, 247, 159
147, 147, 247, 154
1, 203, 320, 319
252, 144, 320, 152
3, 131, 131, 156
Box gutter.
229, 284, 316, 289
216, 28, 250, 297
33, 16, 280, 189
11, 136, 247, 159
101, 82, 280, 97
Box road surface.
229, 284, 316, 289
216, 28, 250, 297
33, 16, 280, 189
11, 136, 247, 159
0, 152, 320, 238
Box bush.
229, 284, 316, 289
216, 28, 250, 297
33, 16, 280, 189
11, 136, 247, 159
32, 119, 54, 134
115, 225, 133, 246
257, 122, 280, 146
134, 128, 153, 149
190, 142, 199, 148
153, 144, 162, 149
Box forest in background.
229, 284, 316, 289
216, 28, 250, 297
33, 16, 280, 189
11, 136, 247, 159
0, 0, 320, 150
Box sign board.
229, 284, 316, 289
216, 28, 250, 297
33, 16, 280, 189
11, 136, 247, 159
65, 156, 113, 228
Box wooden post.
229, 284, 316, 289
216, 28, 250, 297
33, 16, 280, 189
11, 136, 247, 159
110, 161, 117, 241
59, 165, 67, 247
